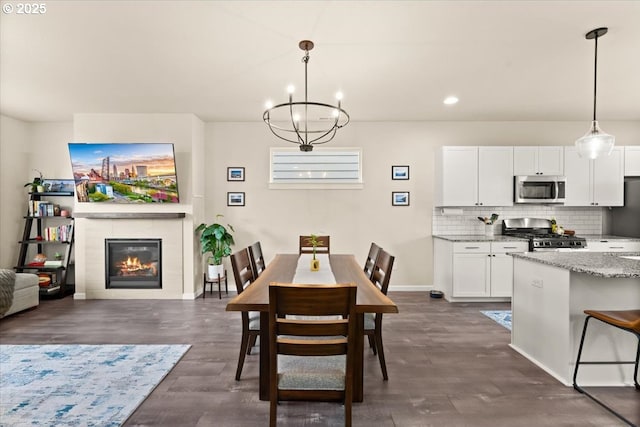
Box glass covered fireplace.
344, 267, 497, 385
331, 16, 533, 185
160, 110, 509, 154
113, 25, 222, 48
105, 238, 162, 289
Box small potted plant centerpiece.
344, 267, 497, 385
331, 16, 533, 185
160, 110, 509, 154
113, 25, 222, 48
196, 214, 235, 279
307, 234, 323, 271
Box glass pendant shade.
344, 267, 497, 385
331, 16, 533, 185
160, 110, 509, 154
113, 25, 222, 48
575, 27, 614, 160
575, 120, 615, 160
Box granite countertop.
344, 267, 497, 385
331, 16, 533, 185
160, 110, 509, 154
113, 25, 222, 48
511, 252, 640, 278
433, 235, 529, 243
581, 235, 640, 242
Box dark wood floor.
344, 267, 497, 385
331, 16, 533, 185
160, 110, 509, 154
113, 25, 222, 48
1, 292, 637, 426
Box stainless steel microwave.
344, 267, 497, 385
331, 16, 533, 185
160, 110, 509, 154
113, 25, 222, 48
514, 175, 566, 204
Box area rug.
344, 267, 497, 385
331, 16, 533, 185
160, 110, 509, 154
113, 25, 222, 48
0, 344, 190, 427
481, 310, 512, 331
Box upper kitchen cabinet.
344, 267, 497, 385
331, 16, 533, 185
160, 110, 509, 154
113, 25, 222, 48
564, 146, 624, 206
625, 146, 640, 176
513, 146, 564, 176
435, 146, 513, 207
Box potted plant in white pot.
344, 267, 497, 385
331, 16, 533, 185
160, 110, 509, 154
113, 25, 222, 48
196, 215, 235, 279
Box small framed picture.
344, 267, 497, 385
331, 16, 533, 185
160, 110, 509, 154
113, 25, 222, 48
41, 179, 75, 193
227, 167, 245, 182
227, 192, 245, 206
392, 191, 410, 206
392, 165, 410, 180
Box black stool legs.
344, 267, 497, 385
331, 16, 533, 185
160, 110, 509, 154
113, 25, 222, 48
573, 315, 640, 427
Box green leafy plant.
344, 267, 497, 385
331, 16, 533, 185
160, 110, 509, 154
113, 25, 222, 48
24, 169, 44, 192
305, 234, 324, 260
196, 215, 235, 265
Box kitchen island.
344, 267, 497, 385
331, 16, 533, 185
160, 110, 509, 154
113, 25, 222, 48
510, 251, 640, 387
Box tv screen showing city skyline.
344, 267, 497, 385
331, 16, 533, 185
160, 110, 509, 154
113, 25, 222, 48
68, 142, 180, 203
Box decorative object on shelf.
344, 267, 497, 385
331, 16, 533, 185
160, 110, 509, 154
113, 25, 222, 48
392, 191, 410, 206
41, 179, 75, 193
305, 234, 323, 271
392, 165, 410, 180
227, 167, 245, 182
263, 40, 350, 152
24, 169, 44, 193
196, 215, 235, 279
575, 27, 615, 160
227, 192, 245, 207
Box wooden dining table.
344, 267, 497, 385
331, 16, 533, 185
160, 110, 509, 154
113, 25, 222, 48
226, 253, 398, 402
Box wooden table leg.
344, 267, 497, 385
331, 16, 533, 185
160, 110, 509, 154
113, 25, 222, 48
259, 311, 270, 401
354, 312, 364, 402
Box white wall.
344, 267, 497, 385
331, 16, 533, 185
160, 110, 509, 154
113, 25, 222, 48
0, 115, 33, 267
2, 116, 639, 292
205, 120, 640, 290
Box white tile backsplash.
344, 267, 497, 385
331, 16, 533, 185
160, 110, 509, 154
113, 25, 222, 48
432, 206, 603, 235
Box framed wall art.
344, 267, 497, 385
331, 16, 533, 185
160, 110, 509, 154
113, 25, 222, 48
392, 191, 410, 206
227, 192, 245, 206
392, 165, 409, 180
227, 167, 245, 182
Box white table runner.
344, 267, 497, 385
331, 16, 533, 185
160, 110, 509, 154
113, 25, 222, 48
292, 254, 336, 284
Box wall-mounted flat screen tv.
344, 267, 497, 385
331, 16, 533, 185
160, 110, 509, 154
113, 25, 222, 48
68, 142, 180, 203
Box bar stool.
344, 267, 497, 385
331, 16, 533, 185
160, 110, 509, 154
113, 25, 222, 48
573, 309, 640, 426
203, 271, 227, 299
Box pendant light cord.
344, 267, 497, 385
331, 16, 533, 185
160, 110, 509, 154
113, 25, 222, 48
593, 35, 598, 122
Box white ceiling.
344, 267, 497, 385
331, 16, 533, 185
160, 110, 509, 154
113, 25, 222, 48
1, 1, 639, 123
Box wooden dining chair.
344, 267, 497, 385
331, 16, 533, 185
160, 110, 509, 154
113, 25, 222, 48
299, 235, 330, 255
230, 248, 260, 381
268, 282, 357, 427
363, 242, 382, 280
248, 241, 266, 278
364, 248, 395, 380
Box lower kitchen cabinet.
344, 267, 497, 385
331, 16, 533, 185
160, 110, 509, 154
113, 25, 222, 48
586, 239, 640, 252
433, 238, 528, 302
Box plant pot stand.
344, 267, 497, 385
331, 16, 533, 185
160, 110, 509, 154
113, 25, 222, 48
203, 271, 227, 299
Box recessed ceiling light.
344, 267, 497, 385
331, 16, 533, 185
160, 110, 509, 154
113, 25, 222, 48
443, 96, 459, 105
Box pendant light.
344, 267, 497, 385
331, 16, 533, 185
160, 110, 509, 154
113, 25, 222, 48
575, 27, 614, 160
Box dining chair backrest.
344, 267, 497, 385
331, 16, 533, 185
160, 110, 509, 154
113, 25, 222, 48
248, 241, 266, 278
230, 248, 256, 294
268, 282, 357, 427
371, 249, 394, 295
363, 242, 382, 280
299, 235, 330, 255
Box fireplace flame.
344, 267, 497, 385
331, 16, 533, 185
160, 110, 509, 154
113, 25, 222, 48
118, 256, 157, 276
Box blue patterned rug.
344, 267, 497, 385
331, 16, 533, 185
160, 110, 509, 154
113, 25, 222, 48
481, 310, 512, 331
0, 344, 190, 427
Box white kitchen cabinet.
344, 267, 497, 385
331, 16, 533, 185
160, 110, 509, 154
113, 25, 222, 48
490, 241, 529, 297
586, 240, 640, 252
434, 238, 528, 301
452, 243, 491, 297
513, 146, 564, 176
564, 146, 624, 206
624, 146, 640, 176
435, 146, 513, 207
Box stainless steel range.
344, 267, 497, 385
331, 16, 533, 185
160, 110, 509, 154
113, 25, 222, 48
502, 218, 587, 252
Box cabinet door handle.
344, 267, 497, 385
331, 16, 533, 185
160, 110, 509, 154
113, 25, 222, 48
609, 246, 624, 249
503, 246, 518, 249
465, 246, 480, 249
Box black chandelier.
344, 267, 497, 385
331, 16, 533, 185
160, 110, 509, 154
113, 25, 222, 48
263, 40, 350, 152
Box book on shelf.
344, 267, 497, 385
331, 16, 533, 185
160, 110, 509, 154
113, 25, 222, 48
41, 285, 61, 293
44, 260, 63, 267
